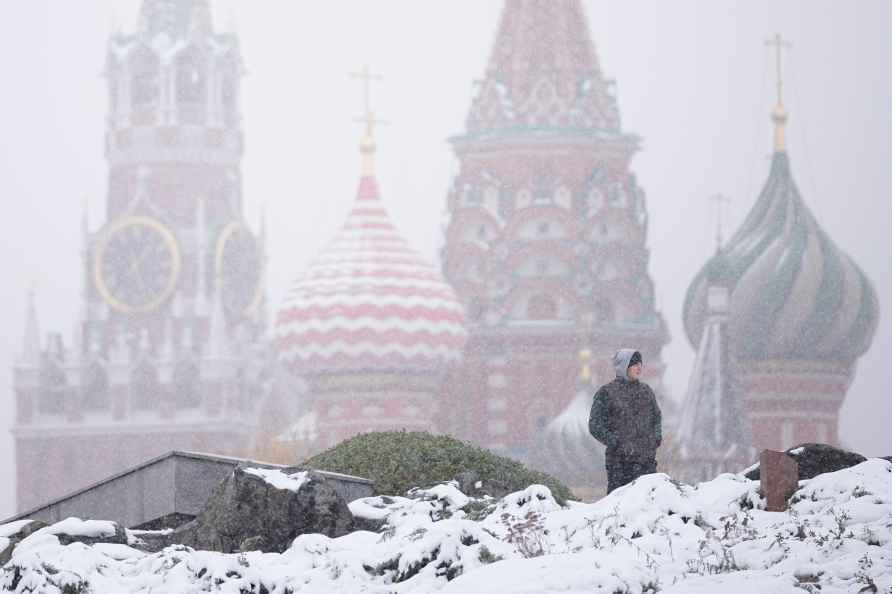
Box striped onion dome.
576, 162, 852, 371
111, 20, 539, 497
683, 150, 879, 364
275, 145, 467, 374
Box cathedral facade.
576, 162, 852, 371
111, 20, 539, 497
12, 1, 267, 512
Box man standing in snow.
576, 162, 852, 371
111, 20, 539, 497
588, 349, 662, 494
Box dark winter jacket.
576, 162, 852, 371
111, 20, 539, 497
588, 349, 662, 461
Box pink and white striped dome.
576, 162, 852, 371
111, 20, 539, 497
275, 175, 467, 374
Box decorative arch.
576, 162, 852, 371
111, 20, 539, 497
504, 204, 579, 243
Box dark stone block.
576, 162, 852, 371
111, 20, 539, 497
745, 443, 867, 481
760, 450, 799, 512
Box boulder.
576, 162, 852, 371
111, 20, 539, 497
745, 443, 867, 481
1, 518, 128, 565
0, 520, 46, 566
48, 519, 128, 547
454, 471, 511, 500
183, 465, 355, 553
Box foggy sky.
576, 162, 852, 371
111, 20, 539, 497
1, 0, 890, 518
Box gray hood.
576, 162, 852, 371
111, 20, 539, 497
612, 348, 640, 381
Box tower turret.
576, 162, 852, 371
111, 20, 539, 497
12, 1, 266, 513
440, 0, 668, 470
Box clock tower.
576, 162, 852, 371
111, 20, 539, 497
12, 0, 267, 513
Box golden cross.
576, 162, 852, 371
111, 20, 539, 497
710, 193, 732, 250
349, 64, 387, 134
765, 33, 792, 109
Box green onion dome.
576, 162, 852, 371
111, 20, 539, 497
683, 151, 878, 364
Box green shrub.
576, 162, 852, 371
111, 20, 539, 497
301, 430, 575, 504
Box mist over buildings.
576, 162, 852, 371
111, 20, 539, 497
1, 1, 890, 517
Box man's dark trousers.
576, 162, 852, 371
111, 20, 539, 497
606, 453, 657, 493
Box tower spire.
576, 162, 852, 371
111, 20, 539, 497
464, 0, 621, 135
765, 33, 792, 152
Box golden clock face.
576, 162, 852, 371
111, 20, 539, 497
94, 216, 181, 313
215, 221, 263, 316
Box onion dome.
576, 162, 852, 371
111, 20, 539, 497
684, 103, 878, 365
275, 120, 467, 374
530, 351, 604, 487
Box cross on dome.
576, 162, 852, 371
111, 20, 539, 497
349, 65, 387, 176
765, 33, 792, 152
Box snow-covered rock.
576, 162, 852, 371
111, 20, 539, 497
184, 465, 355, 553
3, 460, 892, 593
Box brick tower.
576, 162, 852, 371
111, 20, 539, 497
12, 0, 266, 512
440, 0, 669, 470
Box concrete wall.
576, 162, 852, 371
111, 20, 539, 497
3, 451, 374, 529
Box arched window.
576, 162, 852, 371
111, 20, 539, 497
130, 47, 160, 125
131, 361, 161, 411
172, 360, 201, 409
176, 48, 207, 124
82, 362, 110, 411
528, 293, 558, 320
38, 359, 66, 415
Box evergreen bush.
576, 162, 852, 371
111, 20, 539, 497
301, 430, 575, 504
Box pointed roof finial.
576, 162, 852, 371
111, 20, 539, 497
765, 33, 792, 152
578, 349, 592, 383
350, 65, 386, 177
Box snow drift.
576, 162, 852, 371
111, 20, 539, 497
2, 459, 891, 593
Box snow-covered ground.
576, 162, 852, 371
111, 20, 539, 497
3, 459, 891, 593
